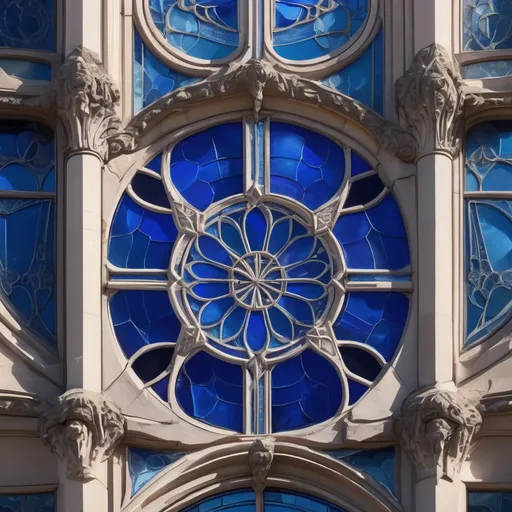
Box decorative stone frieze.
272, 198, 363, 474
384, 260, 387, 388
249, 438, 275, 492
395, 386, 482, 482
38, 389, 125, 481
396, 44, 465, 159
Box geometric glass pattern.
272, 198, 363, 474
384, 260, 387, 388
148, 0, 239, 60
108, 119, 411, 434
468, 492, 512, 511
464, 121, 512, 347
0, 121, 56, 349
0, 494, 55, 511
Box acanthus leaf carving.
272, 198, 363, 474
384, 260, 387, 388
396, 43, 465, 159
394, 386, 482, 482
38, 389, 125, 481
249, 438, 275, 492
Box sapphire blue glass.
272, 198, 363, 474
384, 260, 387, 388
264, 490, 347, 512
274, 0, 368, 61
464, 0, 512, 51
170, 123, 244, 211
271, 349, 342, 432
323, 28, 384, 114
148, 0, 239, 60
344, 173, 385, 208
340, 345, 382, 381
0, 0, 55, 51
0, 59, 51, 81
133, 29, 198, 112
131, 346, 175, 383
0, 494, 55, 512
131, 172, 171, 209
334, 292, 409, 362
468, 492, 512, 511
176, 350, 244, 432
129, 447, 187, 496
270, 123, 345, 210
109, 291, 180, 358
182, 490, 256, 512
462, 60, 512, 79
334, 194, 410, 270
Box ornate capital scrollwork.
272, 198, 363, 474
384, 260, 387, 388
38, 389, 125, 481
396, 44, 465, 159
249, 438, 275, 492
395, 386, 482, 482
57, 46, 125, 161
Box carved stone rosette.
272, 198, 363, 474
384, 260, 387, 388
396, 44, 465, 159
395, 386, 482, 482
38, 389, 125, 481
249, 438, 275, 492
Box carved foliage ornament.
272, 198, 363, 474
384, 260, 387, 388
249, 438, 275, 492
395, 387, 482, 482
38, 389, 125, 481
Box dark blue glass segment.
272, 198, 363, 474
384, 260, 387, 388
0, 59, 51, 80
334, 292, 409, 362
0, 199, 55, 347
462, 60, 512, 79
131, 346, 174, 383
170, 123, 244, 211
468, 492, 512, 511
270, 122, 345, 210
128, 447, 187, 496
176, 351, 244, 432
334, 194, 410, 270
347, 378, 368, 404
0, 494, 55, 512
323, 28, 384, 114
109, 194, 178, 269
273, 0, 368, 61
0, 0, 55, 51
182, 490, 256, 512
344, 174, 385, 208
340, 345, 383, 381
0, 120, 55, 192
133, 29, 198, 112
264, 490, 347, 512
130, 173, 171, 209
148, 0, 239, 60
271, 349, 342, 432
109, 291, 180, 358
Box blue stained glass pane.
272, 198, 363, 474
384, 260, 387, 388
264, 490, 347, 512
323, 28, 384, 114
464, 0, 512, 51
344, 174, 385, 208
0, 120, 55, 192
0, 59, 51, 81
347, 378, 368, 404
170, 123, 244, 210
109, 194, 178, 269
148, 0, 239, 60
131, 346, 174, 383
0, 0, 55, 51
145, 153, 163, 174
182, 490, 256, 512
0, 494, 55, 511
273, 0, 368, 61
271, 349, 342, 432
128, 447, 187, 496
270, 122, 345, 210
110, 290, 180, 358
133, 29, 199, 112
333, 292, 409, 362
176, 351, 244, 432
131, 173, 171, 209
462, 60, 512, 79
468, 492, 512, 511
340, 345, 382, 381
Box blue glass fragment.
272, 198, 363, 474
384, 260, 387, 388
264, 490, 348, 512
0, 494, 55, 512
463, 60, 512, 79
0, 59, 51, 81
182, 490, 256, 512
131, 173, 171, 209
468, 492, 512, 511
131, 346, 174, 383
344, 174, 385, 208
340, 345, 382, 381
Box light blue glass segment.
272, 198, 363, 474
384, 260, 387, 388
0, 120, 55, 192
264, 490, 347, 512
274, 0, 368, 61
468, 492, 512, 511
271, 349, 342, 432
183, 490, 256, 512
0, 0, 55, 51
128, 447, 187, 496
270, 122, 345, 210
462, 60, 512, 79
148, 0, 239, 60
0, 494, 55, 511
333, 292, 409, 362
170, 123, 244, 211
0, 59, 51, 81
326, 447, 396, 497
110, 290, 180, 358
334, 194, 410, 270
133, 29, 198, 112
176, 350, 244, 432
323, 28, 384, 114
464, 0, 512, 51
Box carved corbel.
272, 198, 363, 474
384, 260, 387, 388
38, 389, 125, 481
394, 386, 482, 482
396, 44, 465, 159
249, 438, 275, 492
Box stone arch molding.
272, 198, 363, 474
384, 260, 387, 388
121, 440, 402, 512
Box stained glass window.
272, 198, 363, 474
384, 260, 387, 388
0, 493, 55, 512
464, 121, 512, 348
108, 119, 411, 434
0, 120, 56, 350
462, 60, 512, 80
0, 59, 51, 81
468, 492, 512, 511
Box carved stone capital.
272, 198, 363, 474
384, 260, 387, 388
396, 44, 465, 159
57, 47, 123, 161
395, 386, 482, 482
249, 438, 275, 492
38, 389, 125, 481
